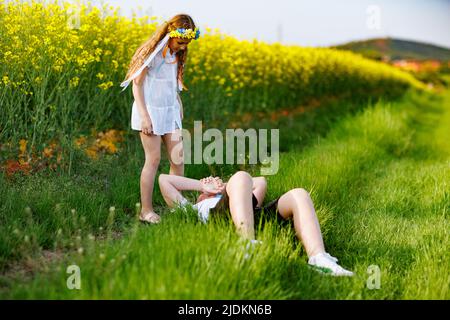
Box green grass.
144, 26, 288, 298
0, 88, 449, 299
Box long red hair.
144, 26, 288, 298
122, 14, 197, 90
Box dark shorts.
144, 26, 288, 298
252, 195, 286, 225
209, 189, 286, 224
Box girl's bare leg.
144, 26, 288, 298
251, 177, 267, 207
276, 188, 326, 257
162, 129, 184, 176
226, 171, 255, 240
139, 132, 162, 221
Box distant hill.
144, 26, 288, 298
332, 38, 450, 62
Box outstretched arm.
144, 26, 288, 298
159, 174, 202, 208
158, 174, 224, 208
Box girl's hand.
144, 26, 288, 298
141, 116, 153, 135
200, 176, 225, 194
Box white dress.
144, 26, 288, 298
192, 194, 223, 223
130, 45, 182, 135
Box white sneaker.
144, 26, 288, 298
308, 252, 354, 277
323, 252, 338, 263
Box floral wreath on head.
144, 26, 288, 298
120, 24, 199, 92
168, 27, 200, 40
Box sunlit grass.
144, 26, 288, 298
0, 0, 447, 300
1, 88, 448, 299
0, 0, 426, 161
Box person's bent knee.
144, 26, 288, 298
230, 171, 252, 181
291, 188, 310, 199
227, 171, 252, 191
254, 176, 267, 188
228, 171, 252, 184
158, 173, 169, 185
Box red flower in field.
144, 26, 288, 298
2, 159, 31, 177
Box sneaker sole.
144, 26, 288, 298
308, 264, 355, 277
308, 264, 334, 275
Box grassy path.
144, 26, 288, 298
1, 88, 449, 299
268, 89, 450, 299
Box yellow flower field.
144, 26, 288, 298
0, 0, 426, 173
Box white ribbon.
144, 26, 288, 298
120, 33, 172, 92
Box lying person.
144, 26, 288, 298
158, 171, 354, 276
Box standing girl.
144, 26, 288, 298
120, 14, 200, 224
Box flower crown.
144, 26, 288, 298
168, 27, 200, 40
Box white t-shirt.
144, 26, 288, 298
192, 194, 223, 223
131, 45, 182, 135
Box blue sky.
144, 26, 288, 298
77, 0, 450, 48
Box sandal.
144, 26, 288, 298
139, 211, 161, 224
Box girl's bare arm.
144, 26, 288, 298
132, 66, 150, 120
159, 174, 224, 207
158, 174, 202, 208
